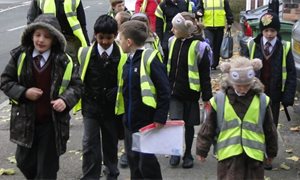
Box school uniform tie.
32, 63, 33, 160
34, 55, 43, 69
264, 41, 272, 56
101, 51, 109, 60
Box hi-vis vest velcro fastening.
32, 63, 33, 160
13, 52, 73, 105
115, 49, 159, 115
167, 38, 201, 92
37, 0, 88, 47
203, 0, 226, 27
210, 92, 270, 162
155, 0, 192, 33
247, 39, 290, 92
72, 44, 127, 113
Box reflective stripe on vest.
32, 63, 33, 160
203, 0, 226, 27
115, 49, 159, 115
210, 92, 269, 161
38, 0, 88, 47
16, 52, 73, 103
140, 0, 148, 13
167, 38, 201, 92
248, 39, 290, 92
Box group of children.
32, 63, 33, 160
0, 0, 297, 180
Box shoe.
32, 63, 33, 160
169, 155, 180, 167
182, 155, 194, 169
264, 163, 273, 170
119, 153, 128, 168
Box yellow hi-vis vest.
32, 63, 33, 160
167, 38, 201, 92
37, 0, 88, 47
203, 0, 226, 27
247, 39, 290, 92
72, 44, 127, 113
210, 92, 270, 162
11, 52, 73, 105
155, 0, 192, 33
115, 49, 160, 115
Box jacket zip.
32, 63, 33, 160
127, 58, 133, 130
171, 40, 184, 95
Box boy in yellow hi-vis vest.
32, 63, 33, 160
196, 57, 278, 180
0, 14, 82, 179
116, 20, 170, 179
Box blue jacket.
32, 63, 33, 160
122, 49, 170, 132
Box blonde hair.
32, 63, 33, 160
180, 12, 204, 36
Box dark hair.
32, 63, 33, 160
94, 14, 118, 35
119, 20, 148, 46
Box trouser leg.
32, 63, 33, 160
184, 125, 194, 156
81, 116, 102, 179
271, 102, 280, 128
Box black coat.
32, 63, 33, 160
81, 42, 121, 119
245, 34, 296, 106
0, 47, 82, 155
168, 37, 213, 102
122, 50, 170, 132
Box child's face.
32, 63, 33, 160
95, 32, 116, 50
171, 26, 188, 39
113, 2, 125, 13
232, 84, 251, 96
119, 33, 131, 53
262, 28, 278, 42
32, 28, 53, 53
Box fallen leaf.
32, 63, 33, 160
264, 176, 271, 180
285, 148, 293, 153
7, 156, 16, 164
286, 156, 299, 162
280, 162, 290, 170
0, 168, 15, 175
290, 126, 300, 132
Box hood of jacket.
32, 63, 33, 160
21, 14, 66, 51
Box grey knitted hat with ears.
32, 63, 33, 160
21, 14, 66, 51
172, 13, 196, 35
220, 57, 263, 85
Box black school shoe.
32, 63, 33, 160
119, 153, 128, 168
182, 155, 194, 169
264, 163, 273, 170
169, 155, 181, 167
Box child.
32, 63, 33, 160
108, 0, 132, 18
196, 57, 278, 180
155, 0, 193, 63
130, 12, 164, 60
115, 20, 170, 179
0, 14, 82, 179
246, 12, 296, 129
167, 12, 212, 168
76, 15, 125, 179
115, 11, 131, 28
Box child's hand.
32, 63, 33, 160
265, 157, 273, 165
197, 155, 206, 162
25, 87, 43, 101
51, 98, 66, 112
153, 122, 164, 129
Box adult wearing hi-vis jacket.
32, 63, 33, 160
27, 0, 90, 64
196, 0, 233, 70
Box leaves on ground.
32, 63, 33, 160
285, 148, 293, 154
290, 126, 300, 132
0, 168, 15, 176
280, 162, 290, 170
7, 156, 16, 164
286, 155, 299, 162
